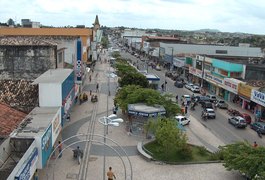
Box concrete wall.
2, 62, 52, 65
0, 138, 11, 168
39, 83, 62, 107
0, 46, 56, 80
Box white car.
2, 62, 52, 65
191, 85, 200, 93
185, 83, 194, 90
175, 115, 190, 126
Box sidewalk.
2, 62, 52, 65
39, 55, 243, 180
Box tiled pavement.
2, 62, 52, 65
39, 58, 244, 180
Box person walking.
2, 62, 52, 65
96, 83, 99, 92
107, 167, 116, 180
253, 141, 258, 148
58, 141, 62, 158
175, 95, 178, 102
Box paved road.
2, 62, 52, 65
120, 50, 265, 148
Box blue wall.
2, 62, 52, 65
61, 71, 75, 100
212, 59, 243, 72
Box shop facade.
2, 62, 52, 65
251, 89, 265, 120
238, 83, 258, 112
223, 78, 243, 102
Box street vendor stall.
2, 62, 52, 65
127, 103, 166, 135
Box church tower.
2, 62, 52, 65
93, 15, 100, 31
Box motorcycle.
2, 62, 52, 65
201, 113, 208, 121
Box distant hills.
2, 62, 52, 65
194, 29, 221, 33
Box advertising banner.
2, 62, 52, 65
238, 83, 253, 99
223, 78, 242, 94
173, 58, 185, 67
76, 39, 82, 82
251, 89, 265, 107
15, 148, 38, 180
41, 125, 52, 168
205, 72, 223, 86
189, 67, 202, 78
52, 112, 61, 145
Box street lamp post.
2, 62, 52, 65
99, 116, 124, 180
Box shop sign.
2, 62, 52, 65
41, 125, 52, 167
224, 78, 240, 94
15, 148, 38, 180
62, 87, 74, 115
173, 58, 185, 67
189, 67, 202, 78
238, 83, 252, 99
251, 90, 265, 107
52, 113, 61, 145
76, 39, 82, 82
205, 72, 223, 85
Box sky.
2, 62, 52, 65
1, 0, 265, 35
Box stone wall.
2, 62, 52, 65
0, 45, 56, 80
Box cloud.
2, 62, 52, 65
0, 0, 265, 34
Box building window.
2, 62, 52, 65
58, 51, 64, 63
216, 50, 227, 54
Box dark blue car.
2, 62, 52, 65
250, 122, 265, 134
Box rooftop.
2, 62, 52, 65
0, 27, 92, 36
0, 36, 57, 46
13, 107, 60, 137
0, 103, 27, 138
33, 69, 73, 84
0, 79, 38, 113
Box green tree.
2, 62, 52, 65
119, 72, 149, 88
148, 118, 190, 160
114, 85, 180, 117
221, 141, 265, 179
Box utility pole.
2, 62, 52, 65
201, 55, 206, 88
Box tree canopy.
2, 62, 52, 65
145, 117, 191, 160
221, 141, 265, 179
114, 85, 180, 117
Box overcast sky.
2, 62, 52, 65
1, 0, 265, 35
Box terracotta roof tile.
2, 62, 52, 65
0, 103, 27, 137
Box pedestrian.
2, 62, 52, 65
58, 141, 62, 158
90, 90, 92, 96
161, 84, 164, 91
253, 141, 258, 148
176, 95, 178, 102
34, 170, 38, 180
96, 83, 99, 92
107, 167, 116, 180
89, 75, 91, 82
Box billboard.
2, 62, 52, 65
41, 124, 52, 168
15, 148, 38, 180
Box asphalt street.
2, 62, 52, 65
120, 50, 265, 147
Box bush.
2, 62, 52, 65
177, 145, 193, 161
209, 150, 224, 160
197, 146, 208, 156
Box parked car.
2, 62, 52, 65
228, 116, 247, 128
185, 83, 194, 90
201, 101, 213, 109
201, 108, 216, 119
250, 122, 265, 134
155, 65, 161, 71
239, 113, 252, 124
174, 81, 184, 88
195, 96, 210, 104
175, 115, 190, 126
190, 85, 200, 93
215, 100, 228, 109
206, 95, 217, 102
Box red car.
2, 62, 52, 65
240, 113, 252, 124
